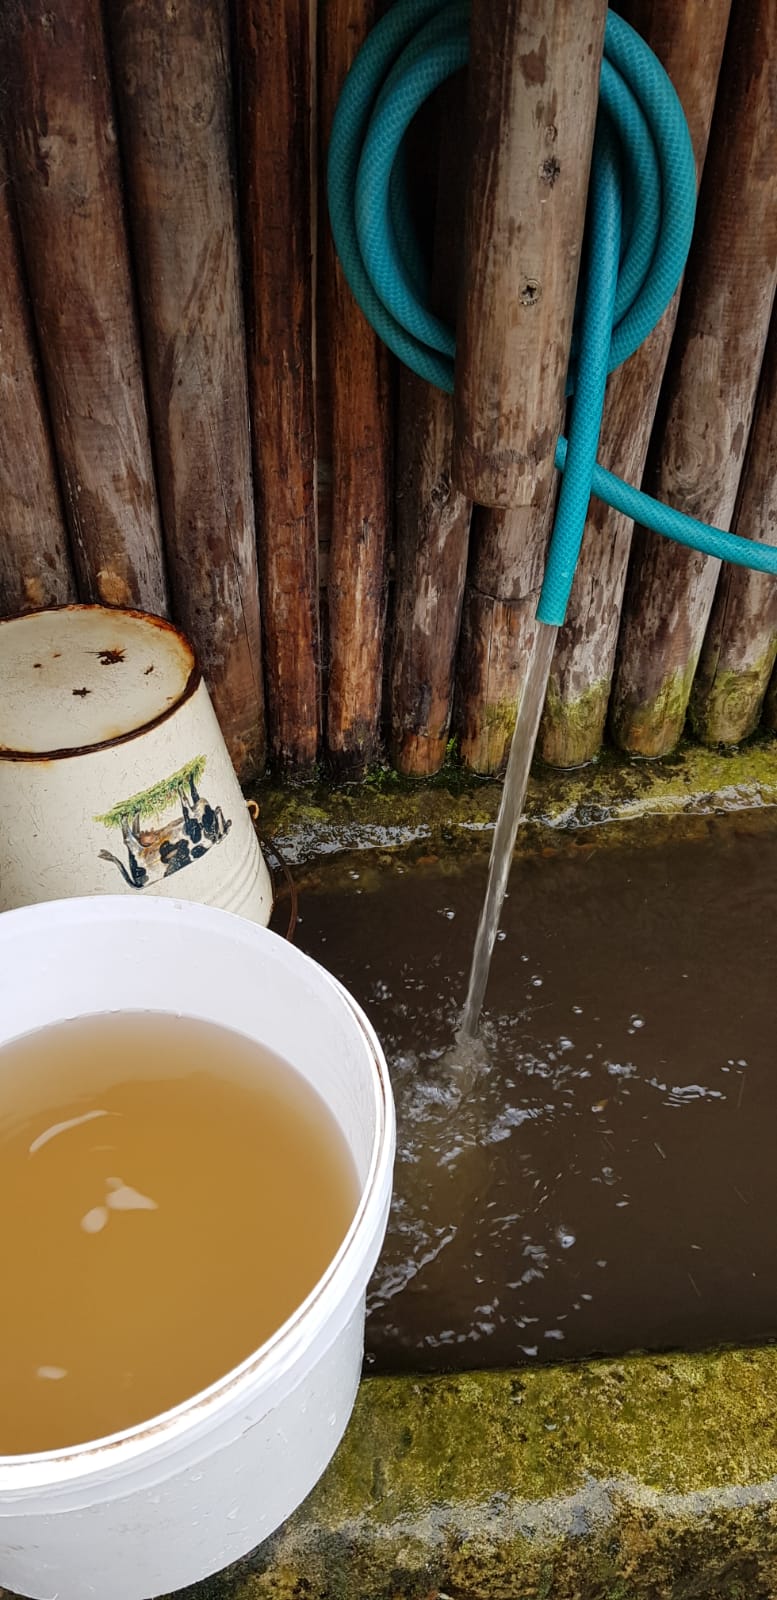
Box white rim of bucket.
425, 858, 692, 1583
0, 896, 395, 1492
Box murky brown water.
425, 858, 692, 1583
294, 807, 777, 1373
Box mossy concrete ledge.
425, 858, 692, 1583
254, 738, 777, 864
179, 1348, 777, 1600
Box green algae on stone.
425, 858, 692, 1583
168, 1349, 777, 1600
540, 677, 611, 769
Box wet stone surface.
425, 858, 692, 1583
293, 807, 777, 1373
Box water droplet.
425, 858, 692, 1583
37, 1366, 66, 1381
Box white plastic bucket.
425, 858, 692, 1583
0, 896, 395, 1600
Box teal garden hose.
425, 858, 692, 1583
327, 0, 777, 627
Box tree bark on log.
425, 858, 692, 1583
108, 0, 265, 780
237, 0, 319, 772
0, 146, 75, 617
320, 0, 391, 777
390, 83, 471, 777
610, 0, 777, 758
391, 369, 472, 775
452, 0, 606, 511
453, 0, 607, 773
690, 310, 777, 745
3, 0, 168, 617
455, 498, 554, 773
538, 0, 731, 769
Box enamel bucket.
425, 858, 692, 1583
0, 895, 395, 1600
0, 606, 273, 924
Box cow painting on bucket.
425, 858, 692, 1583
96, 756, 231, 890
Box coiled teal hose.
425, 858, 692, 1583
327, 0, 777, 626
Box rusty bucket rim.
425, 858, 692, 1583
0, 604, 201, 763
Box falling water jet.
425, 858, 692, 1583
459, 623, 559, 1041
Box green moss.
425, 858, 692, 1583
610, 663, 697, 759
540, 678, 610, 769
690, 649, 777, 747
167, 1350, 777, 1600
469, 697, 520, 774
249, 736, 777, 867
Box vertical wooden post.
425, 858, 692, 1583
0, 147, 75, 617
237, 0, 320, 772
611, 0, 777, 758
3, 0, 168, 617
690, 311, 777, 744
390, 84, 472, 777
539, 0, 731, 769
455, 500, 552, 772
391, 368, 472, 775
108, 0, 265, 781
452, 0, 606, 511
452, 0, 607, 773
320, 0, 391, 777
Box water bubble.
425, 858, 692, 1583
531, 975, 543, 988
555, 1227, 576, 1250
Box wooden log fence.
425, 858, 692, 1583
0, 146, 76, 616
389, 83, 472, 778
690, 307, 777, 745
107, 0, 265, 780
3, 0, 168, 620
320, 0, 391, 778
0, 0, 776, 781
539, 0, 731, 770
237, 0, 320, 772
452, 0, 607, 776
610, 0, 777, 758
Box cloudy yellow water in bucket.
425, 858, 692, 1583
0, 606, 273, 923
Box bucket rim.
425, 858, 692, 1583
0, 895, 395, 1491
0, 605, 200, 763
